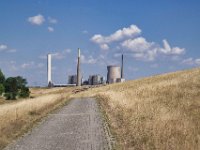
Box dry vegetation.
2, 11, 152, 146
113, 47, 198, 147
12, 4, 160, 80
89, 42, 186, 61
74, 68, 200, 150
0, 87, 74, 149
1, 68, 200, 150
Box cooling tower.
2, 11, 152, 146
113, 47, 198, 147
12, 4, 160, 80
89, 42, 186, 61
107, 66, 121, 84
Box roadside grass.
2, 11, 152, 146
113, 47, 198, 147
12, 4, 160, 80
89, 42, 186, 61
0, 87, 74, 149
74, 68, 200, 150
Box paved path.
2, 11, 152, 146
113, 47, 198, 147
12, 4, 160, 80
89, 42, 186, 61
5, 98, 112, 150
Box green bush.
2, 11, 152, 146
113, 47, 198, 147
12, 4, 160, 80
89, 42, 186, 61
0, 69, 5, 84
4, 92, 17, 100
19, 87, 30, 98
0, 84, 5, 95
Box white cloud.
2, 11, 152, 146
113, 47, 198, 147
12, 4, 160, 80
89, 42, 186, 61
48, 17, 57, 24
0, 44, 17, 53
121, 37, 184, 61
39, 49, 72, 60
121, 37, 154, 53
82, 30, 88, 34
48, 26, 54, 32
100, 44, 109, 50
51, 52, 65, 60
81, 55, 97, 64
91, 24, 141, 50
28, 14, 45, 25
21, 61, 45, 69
160, 39, 185, 55
63, 48, 71, 53
182, 58, 200, 66
91, 24, 185, 62
0, 44, 8, 51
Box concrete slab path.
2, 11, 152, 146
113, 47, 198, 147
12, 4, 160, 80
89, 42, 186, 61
5, 98, 112, 150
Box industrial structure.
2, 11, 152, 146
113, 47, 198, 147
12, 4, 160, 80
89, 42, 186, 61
46, 47, 125, 87
88, 75, 105, 85
121, 54, 124, 78
68, 75, 77, 85
106, 54, 125, 84
77, 48, 81, 86
47, 54, 53, 87
107, 66, 121, 84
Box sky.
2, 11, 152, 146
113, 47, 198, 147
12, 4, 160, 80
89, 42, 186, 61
0, 0, 200, 86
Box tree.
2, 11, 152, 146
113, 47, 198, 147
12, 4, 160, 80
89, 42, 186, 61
19, 86, 30, 98
0, 84, 4, 95
0, 69, 5, 84
4, 76, 30, 100
4, 77, 18, 100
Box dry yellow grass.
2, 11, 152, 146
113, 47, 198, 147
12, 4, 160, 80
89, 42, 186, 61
0, 87, 74, 149
74, 68, 200, 150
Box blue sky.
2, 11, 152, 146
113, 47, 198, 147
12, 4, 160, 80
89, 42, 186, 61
0, 0, 200, 86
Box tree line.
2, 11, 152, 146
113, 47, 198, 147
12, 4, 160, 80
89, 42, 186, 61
0, 69, 30, 100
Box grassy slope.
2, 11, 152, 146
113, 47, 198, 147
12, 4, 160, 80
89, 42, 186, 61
75, 68, 200, 150
0, 87, 74, 149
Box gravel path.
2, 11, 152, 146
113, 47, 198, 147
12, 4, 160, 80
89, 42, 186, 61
5, 98, 112, 150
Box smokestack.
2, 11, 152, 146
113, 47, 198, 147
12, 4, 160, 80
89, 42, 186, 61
47, 54, 52, 87
77, 48, 81, 86
121, 54, 124, 78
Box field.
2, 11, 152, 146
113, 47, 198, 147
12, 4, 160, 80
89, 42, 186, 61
1, 67, 200, 149
74, 67, 200, 149
0, 87, 74, 149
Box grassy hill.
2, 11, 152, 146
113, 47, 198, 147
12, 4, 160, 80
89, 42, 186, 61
1, 68, 200, 149
75, 67, 200, 149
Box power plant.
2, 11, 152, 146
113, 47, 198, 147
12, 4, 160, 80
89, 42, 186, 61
88, 75, 105, 85
47, 48, 125, 87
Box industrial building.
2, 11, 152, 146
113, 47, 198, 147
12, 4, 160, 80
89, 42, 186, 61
107, 66, 121, 84
106, 54, 125, 84
47, 48, 125, 87
88, 75, 105, 85
68, 75, 77, 84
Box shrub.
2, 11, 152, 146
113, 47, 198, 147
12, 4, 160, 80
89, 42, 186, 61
0, 84, 5, 95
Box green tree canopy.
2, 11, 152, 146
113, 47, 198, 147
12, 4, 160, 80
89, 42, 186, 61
0, 69, 5, 84
4, 76, 30, 100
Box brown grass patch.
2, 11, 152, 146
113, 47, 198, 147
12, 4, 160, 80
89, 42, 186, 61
0, 87, 74, 149
74, 68, 200, 150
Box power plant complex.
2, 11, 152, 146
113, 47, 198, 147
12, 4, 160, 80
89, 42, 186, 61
47, 49, 125, 87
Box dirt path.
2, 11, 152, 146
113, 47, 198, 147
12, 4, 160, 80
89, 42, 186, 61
5, 98, 112, 150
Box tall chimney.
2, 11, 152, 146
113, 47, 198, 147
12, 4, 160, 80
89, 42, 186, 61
121, 54, 124, 79
47, 54, 52, 87
77, 48, 81, 86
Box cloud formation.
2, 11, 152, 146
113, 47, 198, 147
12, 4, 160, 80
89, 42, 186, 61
182, 58, 200, 66
28, 14, 45, 25
48, 26, 54, 32
39, 49, 72, 60
91, 25, 141, 50
91, 24, 185, 61
0, 44, 16, 53
48, 17, 58, 24
0, 44, 7, 51
121, 38, 184, 61
21, 61, 44, 69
